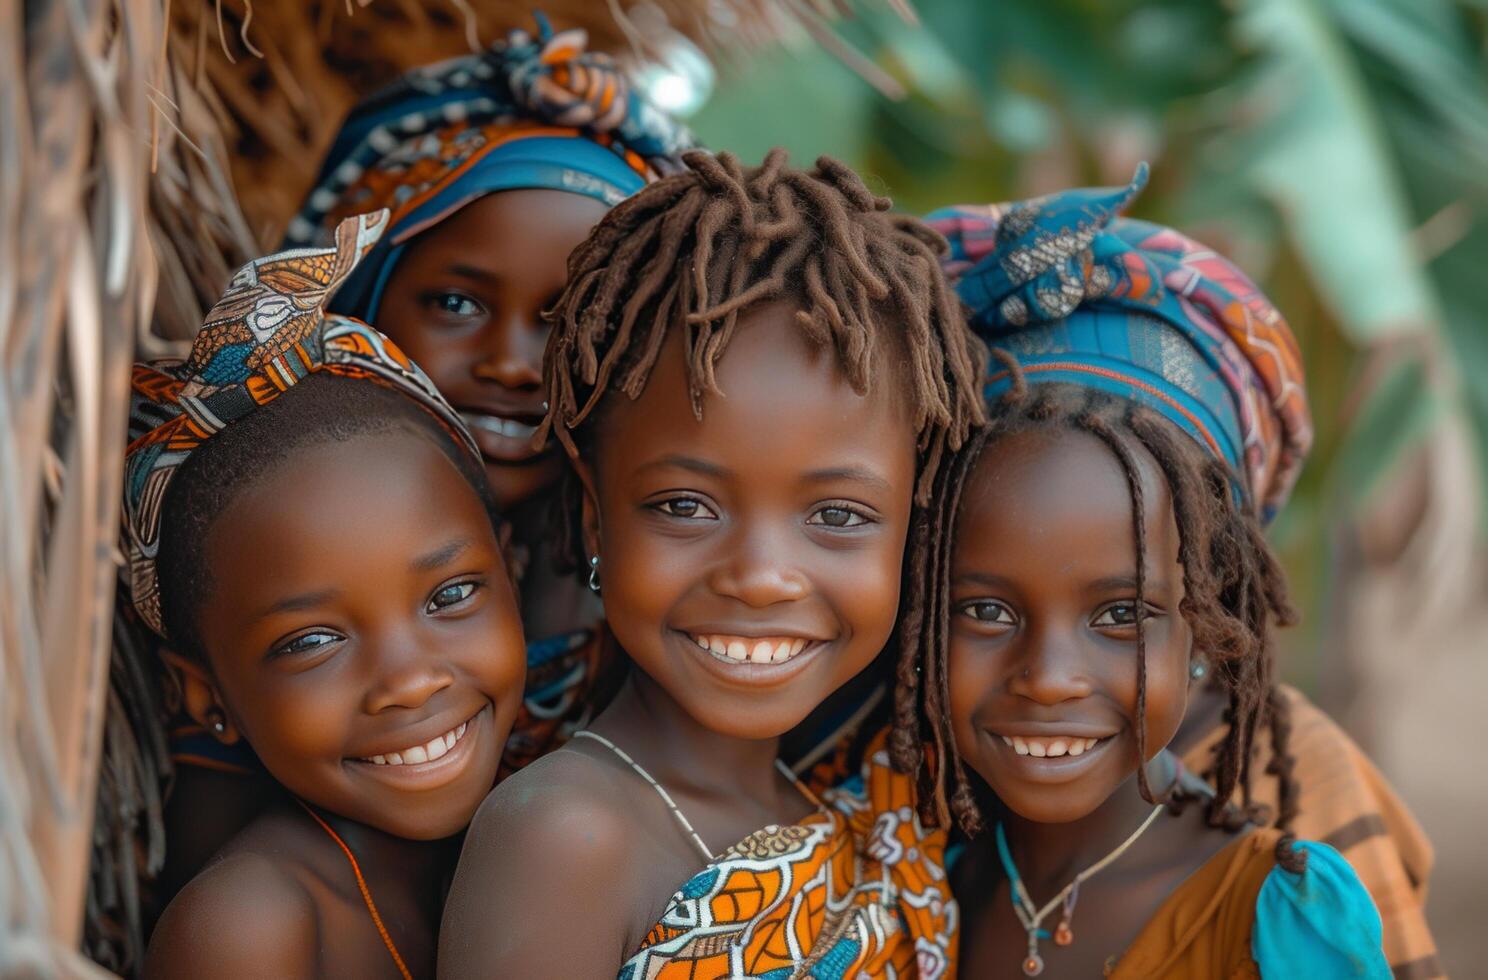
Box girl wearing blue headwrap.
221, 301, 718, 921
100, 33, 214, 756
156, 17, 694, 908
888, 172, 1391, 978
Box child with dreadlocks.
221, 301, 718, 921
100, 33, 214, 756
133, 215, 527, 979
157, 16, 693, 904
439, 148, 985, 978
893, 170, 1391, 978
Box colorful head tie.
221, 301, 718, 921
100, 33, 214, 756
926, 165, 1312, 521
124, 212, 479, 636
283, 14, 696, 322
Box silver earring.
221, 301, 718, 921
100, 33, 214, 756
588, 555, 601, 594
1190, 660, 1207, 680
206, 706, 227, 734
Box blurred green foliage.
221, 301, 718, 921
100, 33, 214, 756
692, 0, 1488, 679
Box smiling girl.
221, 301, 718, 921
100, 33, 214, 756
438, 149, 985, 978
157, 20, 693, 901
895, 173, 1391, 978
132, 215, 525, 978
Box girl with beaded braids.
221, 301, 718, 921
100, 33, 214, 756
894, 169, 1390, 978
440, 148, 984, 978
157, 16, 694, 901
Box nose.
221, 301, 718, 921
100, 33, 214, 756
706, 520, 811, 608
472, 310, 543, 389
361, 635, 456, 715
1007, 622, 1094, 706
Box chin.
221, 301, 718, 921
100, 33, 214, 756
483, 458, 562, 512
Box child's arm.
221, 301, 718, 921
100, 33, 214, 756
438, 756, 638, 979
144, 854, 319, 979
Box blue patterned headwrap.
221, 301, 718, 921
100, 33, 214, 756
283, 14, 695, 323
927, 165, 1312, 521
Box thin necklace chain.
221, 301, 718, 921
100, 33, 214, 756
995, 802, 1166, 975
573, 730, 819, 862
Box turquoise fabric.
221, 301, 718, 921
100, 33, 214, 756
1253, 841, 1390, 978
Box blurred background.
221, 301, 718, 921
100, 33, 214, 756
5, 0, 1485, 975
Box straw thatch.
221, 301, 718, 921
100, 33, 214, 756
2, 3, 909, 976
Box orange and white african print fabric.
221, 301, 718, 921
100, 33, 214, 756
619, 729, 956, 980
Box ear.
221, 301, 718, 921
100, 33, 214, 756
572, 456, 602, 561
161, 648, 242, 745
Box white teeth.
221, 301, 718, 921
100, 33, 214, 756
360, 715, 475, 766
1002, 735, 1103, 758
460, 413, 537, 439
690, 633, 817, 667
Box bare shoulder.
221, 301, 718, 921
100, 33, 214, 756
454, 746, 638, 886
145, 850, 319, 979
438, 746, 643, 978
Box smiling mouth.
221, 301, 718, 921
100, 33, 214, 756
687, 632, 814, 665
359, 713, 475, 767
998, 734, 1115, 758
459, 411, 540, 441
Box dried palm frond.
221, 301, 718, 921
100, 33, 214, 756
184, 0, 912, 242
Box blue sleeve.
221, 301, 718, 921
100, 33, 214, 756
1252, 840, 1391, 979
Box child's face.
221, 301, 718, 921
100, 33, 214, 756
948, 427, 1192, 824
585, 300, 918, 738
195, 429, 525, 839
376, 189, 611, 511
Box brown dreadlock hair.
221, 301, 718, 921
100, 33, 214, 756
536, 147, 987, 566
890, 354, 1307, 873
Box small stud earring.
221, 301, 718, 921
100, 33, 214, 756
1190, 660, 1207, 680
205, 706, 227, 735
588, 555, 601, 595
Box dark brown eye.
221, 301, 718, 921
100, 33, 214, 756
654, 496, 717, 520
428, 581, 477, 612
958, 600, 1016, 625
806, 505, 868, 528
1092, 603, 1143, 627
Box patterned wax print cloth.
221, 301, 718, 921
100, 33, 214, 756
283, 13, 694, 323
1183, 687, 1442, 979
123, 211, 476, 637
926, 164, 1312, 521
620, 729, 958, 980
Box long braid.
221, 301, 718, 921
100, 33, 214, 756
540, 148, 988, 573
895, 368, 1304, 871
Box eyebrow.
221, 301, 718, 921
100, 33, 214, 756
444, 263, 499, 285
802, 466, 893, 495
1088, 574, 1171, 594
257, 589, 338, 619
634, 454, 729, 479
413, 539, 473, 573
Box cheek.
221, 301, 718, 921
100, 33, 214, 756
1122, 618, 1194, 755
947, 638, 995, 758
225, 670, 356, 766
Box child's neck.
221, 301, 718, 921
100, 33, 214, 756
998, 752, 1177, 895
593, 671, 790, 807
314, 805, 455, 903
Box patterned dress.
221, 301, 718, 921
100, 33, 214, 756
619, 731, 957, 980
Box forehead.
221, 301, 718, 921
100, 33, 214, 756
955, 425, 1177, 575
595, 299, 916, 480
204, 429, 489, 595
401, 188, 610, 262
